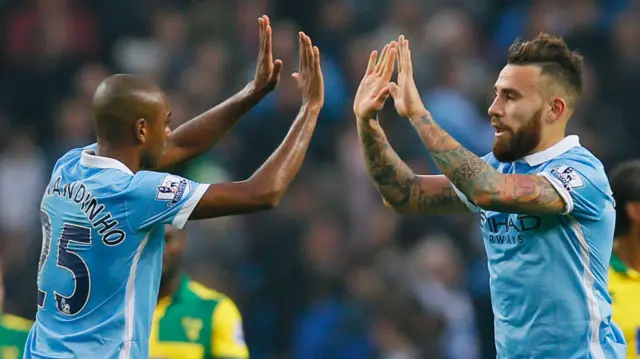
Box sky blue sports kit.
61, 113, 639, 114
453, 135, 627, 358
24, 144, 209, 359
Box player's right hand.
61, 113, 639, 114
292, 32, 324, 112
353, 41, 397, 120
252, 15, 283, 93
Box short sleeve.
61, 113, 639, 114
451, 184, 481, 213
211, 298, 249, 358
125, 171, 209, 231
450, 152, 495, 213
537, 160, 610, 220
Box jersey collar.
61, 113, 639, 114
520, 135, 580, 166
175, 274, 192, 301
610, 253, 640, 279
80, 149, 134, 175
156, 274, 191, 311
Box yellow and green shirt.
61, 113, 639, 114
149, 275, 249, 359
609, 253, 640, 358
0, 313, 32, 359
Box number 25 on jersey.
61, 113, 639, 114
38, 210, 92, 316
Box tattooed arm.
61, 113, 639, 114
408, 113, 565, 214
357, 117, 469, 214
385, 36, 566, 215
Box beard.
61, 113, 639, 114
492, 109, 543, 163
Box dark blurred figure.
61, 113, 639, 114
149, 225, 249, 359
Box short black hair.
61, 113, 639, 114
507, 33, 584, 106
609, 160, 640, 236
92, 74, 163, 144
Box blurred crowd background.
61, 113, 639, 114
1, 0, 639, 358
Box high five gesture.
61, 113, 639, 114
293, 32, 324, 112
388, 35, 427, 119
353, 42, 398, 120
252, 15, 284, 93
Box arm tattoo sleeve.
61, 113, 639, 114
357, 118, 467, 214
409, 114, 565, 214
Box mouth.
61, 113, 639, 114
492, 123, 509, 137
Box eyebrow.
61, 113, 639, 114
494, 86, 522, 97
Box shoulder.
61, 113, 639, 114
608, 265, 627, 301
55, 143, 96, 166
545, 148, 609, 188
481, 152, 499, 167
187, 280, 226, 301
0, 314, 33, 333
126, 171, 195, 204
186, 280, 242, 321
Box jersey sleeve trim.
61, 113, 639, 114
172, 183, 209, 229
450, 183, 481, 213
536, 172, 573, 215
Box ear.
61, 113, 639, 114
135, 118, 147, 144
548, 97, 567, 123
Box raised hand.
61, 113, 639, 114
353, 41, 397, 120
388, 35, 427, 119
292, 32, 324, 112
252, 15, 284, 93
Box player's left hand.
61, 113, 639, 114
388, 35, 428, 119
353, 41, 397, 120
252, 15, 283, 93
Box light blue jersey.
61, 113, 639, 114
453, 136, 626, 359
24, 144, 209, 359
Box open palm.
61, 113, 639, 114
388, 35, 426, 119
353, 42, 397, 120
253, 15, 283, 93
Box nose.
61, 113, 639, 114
488, 97, 504, 118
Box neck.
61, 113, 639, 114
158, 270, 181, 300
532, 131, 566, 154
614, 227, 640, 273
96, 142, 140, 173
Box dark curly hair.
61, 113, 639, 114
507, 33, 584, 106
609, 160, 640, 237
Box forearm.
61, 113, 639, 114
408, 112, 502, 204
168, 82, 267, 159
357, 117, 468, 214
248, 105, 320, 203
357, 117, 416, 207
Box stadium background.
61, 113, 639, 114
0, 0, 639, 358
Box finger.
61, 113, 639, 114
397, 35, 404, 73
273, 59, 283, 77
377, 42, 396, 76
374, 44, 389, 74
265, 24, 273, 63
258, 17, 265, 55
405, 41, 413, 75
388, 82, 399, 100
292, 72, 300, 83
375, 86, 391, 103
263, 14, 270, 27
298, 32, 305, 76
313, 46, 321, 73
382, 47, 397, 80
304, 34, 313, 72
365, 50, 377, 75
